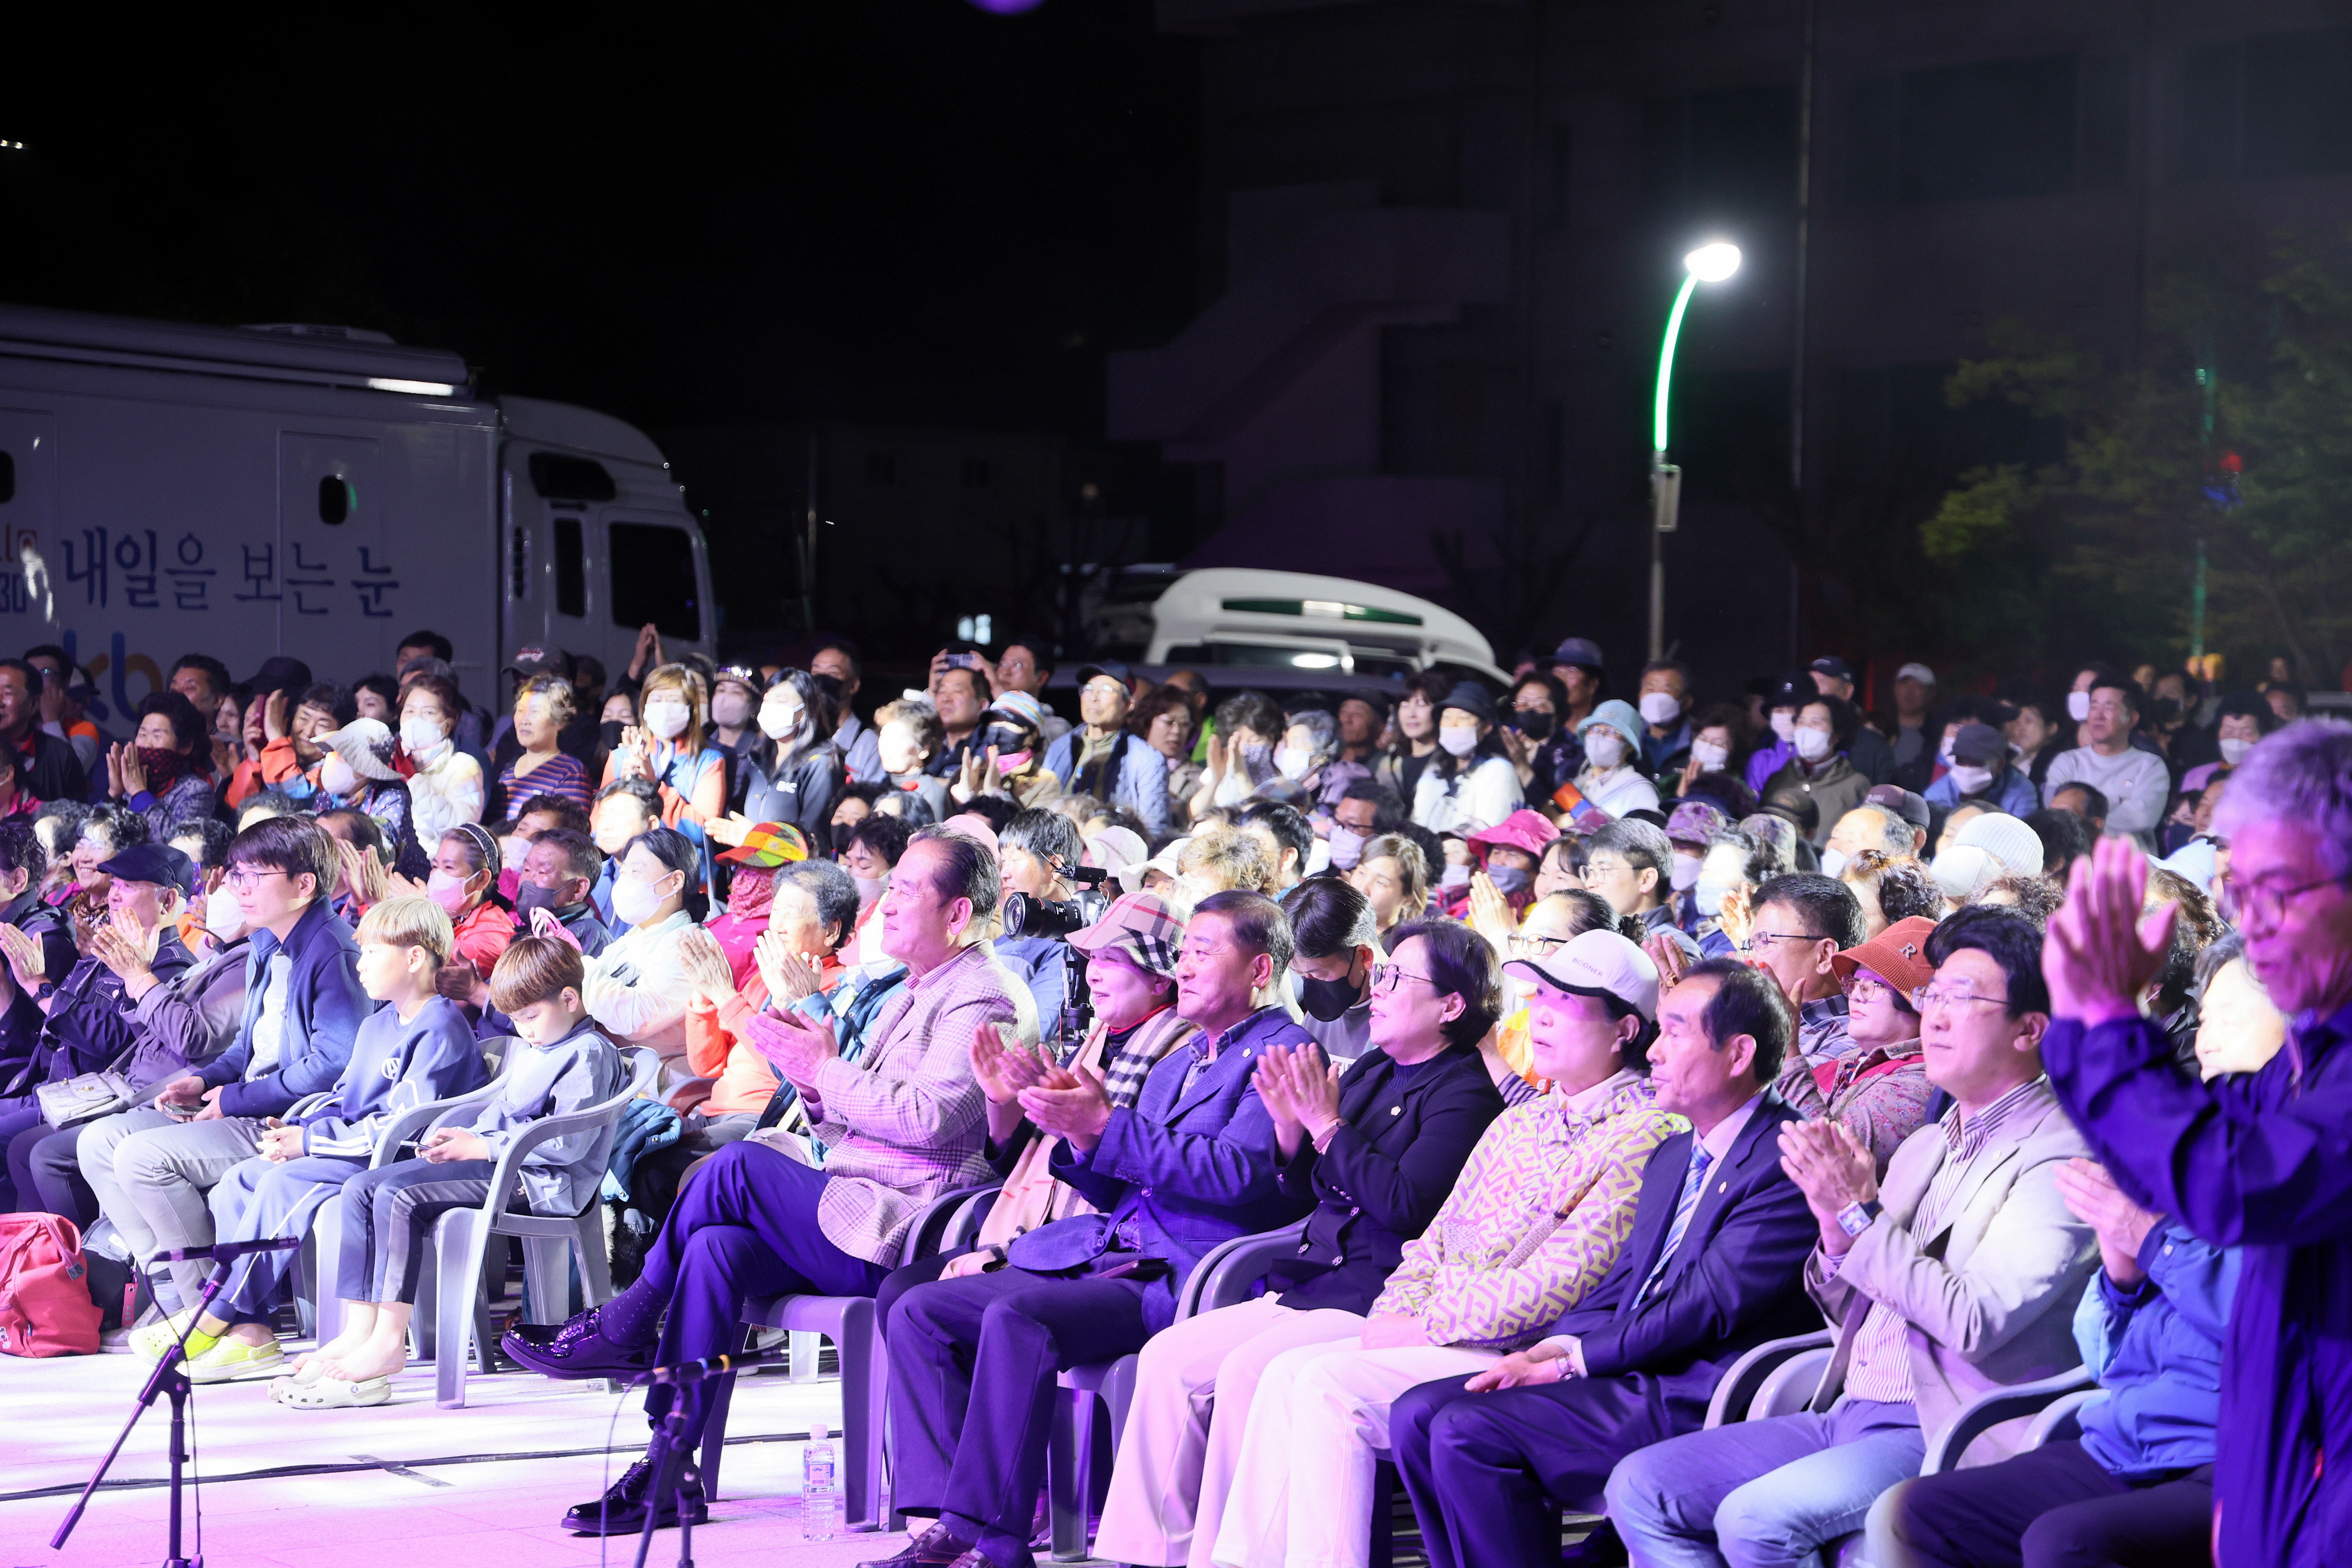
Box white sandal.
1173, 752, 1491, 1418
278, 1375, 393, 1409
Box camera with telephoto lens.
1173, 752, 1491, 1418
999, 865, 1112, 1050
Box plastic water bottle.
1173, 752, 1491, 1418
802, 1423, 839, 1542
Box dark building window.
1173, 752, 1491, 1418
1642, 85, 1799, 220
1846, 54, 2132, 204
2184, 28, 2352, 180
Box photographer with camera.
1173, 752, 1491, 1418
994, 808, 1112, 1052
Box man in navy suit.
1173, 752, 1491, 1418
1388, 959, 1819, 1568
866, 890, 1312, 1568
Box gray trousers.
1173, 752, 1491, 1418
78, 1107, 268, 1305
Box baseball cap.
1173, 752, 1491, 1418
1768, 671, 1811, 710
1830, 915, 1938, 996
1504, 928, 1661, 1023
1809, 656, 1855, 684
1076, 660, 1133, 691
503, 642, 572, 679
717, 822, 811, 867
100, 843, 196, 901
1439, 681, 1498, 726
1864, 784, 1930, 830
247, 655, 314, 698
1550, 637, 1605, 673
1950, 723, 2007, 768
1067, 890, 1186, 980
1895, 662, 1937, 686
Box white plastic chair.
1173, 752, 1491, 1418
431, 1044, 659, 1407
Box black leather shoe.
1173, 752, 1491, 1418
564, 1457, 709, 1535
504, 1307, 653, 1379
855, 1522, 978, 1568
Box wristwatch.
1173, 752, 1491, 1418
1836, 1199, 1882, 1238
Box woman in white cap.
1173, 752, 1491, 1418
314, 717, 428, 880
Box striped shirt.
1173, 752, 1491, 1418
1838, 1075, 2052, 1403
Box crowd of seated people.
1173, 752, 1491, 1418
0, 624, 2345, 1568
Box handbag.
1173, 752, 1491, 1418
35, 1069, 133, 1130
1005, 1213, 1120, 1276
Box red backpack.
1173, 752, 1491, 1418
0, 1214, 103, 1357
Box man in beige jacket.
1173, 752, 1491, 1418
1605, 906, 2096, 1568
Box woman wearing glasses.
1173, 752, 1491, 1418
1094, 920, 1507, 1568
1769, 915, 1938, 1174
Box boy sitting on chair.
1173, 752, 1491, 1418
282, 935, 623, 1407
135, 895, 485, 1383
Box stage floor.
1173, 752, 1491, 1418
0, 1349, 963, 1568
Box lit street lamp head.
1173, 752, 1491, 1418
1684, 241, 1742, 282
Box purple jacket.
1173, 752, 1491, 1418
1744, 739, 1795, 796
2043, 1005, 2352, 1568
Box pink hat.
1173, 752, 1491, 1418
1467, 808, 1560, 863
940, 813, 1000, 861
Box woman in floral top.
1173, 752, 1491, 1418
1207, 927, 1682, 1568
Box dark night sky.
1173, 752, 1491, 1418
1, 3, 1200, 439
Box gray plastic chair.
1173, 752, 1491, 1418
430, 1044, 659, 1406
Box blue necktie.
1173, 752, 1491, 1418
1633, 1142, 1714, 1308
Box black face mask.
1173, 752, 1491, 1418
1514, 711, 1556, 741
2152, 697, 2181, 725
830, 820, 857, 855
599, 719, 627, 751
514, 879, 577, 920
1298, 969, 1365, 1022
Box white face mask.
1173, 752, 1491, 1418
1691, 739, 1730, 773
1584, 730, 1627, 771
1638, 691, 1682, 728
851, 873, 887, 908
400, 715, 448, 760
319, 753, 359, 798
1947, 763, 1995, 797
2220, 736, 2254, 766
642, 701, 691, 741
1769, 711, 1797, 743
1274, 745, 1312, 781
713, 693, 753, 730
611, 869, 676, 927
205, 885, 244, 936
1694, 869, 1740, 920
1818, 847, 1847, 879
1670, 852, 1702, 892
1437, 726, 1480, 758
1794, 726, 1833, 762
759, 701, 805, 741
2067, 690, 2092, 723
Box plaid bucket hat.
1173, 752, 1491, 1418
1067, 890, 1186, 980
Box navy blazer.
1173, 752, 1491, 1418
200, 896, 374, 1119
1051, 1005, 1313, 1330
1270, 1044, 1504, 1315
1544, 1091, 1819, 1406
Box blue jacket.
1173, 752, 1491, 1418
2045, 1007, 2352, 1568
298, 995, 486, 1158
200, 897, 374, 1120
1050, 1005, 1313, 1331
1924, 762, 2040, 820
1041, 730, 1170, 837
2069, 1222, 2236, 1481
1543, 1093, 1820, 1408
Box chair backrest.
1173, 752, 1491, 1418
1177, 1220, 1311, 1321
1749, 1348, 1835, 1422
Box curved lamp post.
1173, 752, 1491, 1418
1648, 241, 1742, 659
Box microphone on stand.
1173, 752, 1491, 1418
153, 1237, 303, 1263
637, 1343, 799, 1387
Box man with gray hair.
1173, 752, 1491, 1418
2044, 719, 2352, 1568
1824, 803, 1917, 876
1581, 818, 1698, 958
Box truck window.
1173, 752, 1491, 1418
529, 453, 617, 502
554, 515, 586, 617
609, 522, 700, 639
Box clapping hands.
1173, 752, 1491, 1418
752, 927, 824, 1004
1778, 1118, 1878, 1251
1252, 1040, 1342, 1156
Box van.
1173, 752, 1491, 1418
0, 303, 712, 719
1088, 567, 1505, 688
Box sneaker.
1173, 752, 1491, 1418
563, 1457, 709, 1536
129, 1310, 200, 1363
183, 1336, 288, 1384
503, 1307, 653, 1380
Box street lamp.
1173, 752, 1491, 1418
1648, 241, 1742, 659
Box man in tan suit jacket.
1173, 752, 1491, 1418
1606, 907, 2096, 1568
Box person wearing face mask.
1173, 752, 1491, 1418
867, 699, 954, 824
1568, 699, 1661, 820
838, 813, 912, 967
1268, 708, 1369, 821
394, 823, 515, 976
706, 669, 841, 858
397, 673, 484, 841
1634, 659, 1693, 779
511, 828, 614, 959
1413, 682, 1524, 835
1281, 876, 1385, 1062
1325, 779, 1401, 876
1456, 809, 1558, 934
575, 825, 704, 1079
1661, 798, 1731, 935
1670, 705, 1745, 800
1194, 690, 1290, 819
311, 719, 431, 881
1760, 695, 1871, 848
1500, 673, 1582, 802
1924, 720, 2039, 820
1744, 672, 1811, 795
103, 692, 219, 838
2176, 690, 2273, 800
707, 670, 760, 763
605, 663, 730, 899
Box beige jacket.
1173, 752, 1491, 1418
1804, 1078, 2097, 1464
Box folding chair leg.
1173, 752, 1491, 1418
307, 1203, 346, 1349
1047, 1388, 1095, 1562
435, 1208, 488, 1408
290, 1231, 318, 1340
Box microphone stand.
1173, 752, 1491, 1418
628, 1399, 701, 1568
53, 1255, 238, 1568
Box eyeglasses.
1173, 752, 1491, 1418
1580, 860, 1634, 880
2222, 871, 2350, 928
1911, 984, 2011, 1013
1508, 933, 1569, 957
1740, 931, 1819, 953
1845, 973, 1895, 1004
1370, 964, 1436, 994
225, 868, 287, 891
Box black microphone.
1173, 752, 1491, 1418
154, 1237, 303, 1263
637, 1343, 798, 1387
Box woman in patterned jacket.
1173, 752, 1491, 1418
1200, 927, 1683, 1568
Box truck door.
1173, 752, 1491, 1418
0, 409, 55, 621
